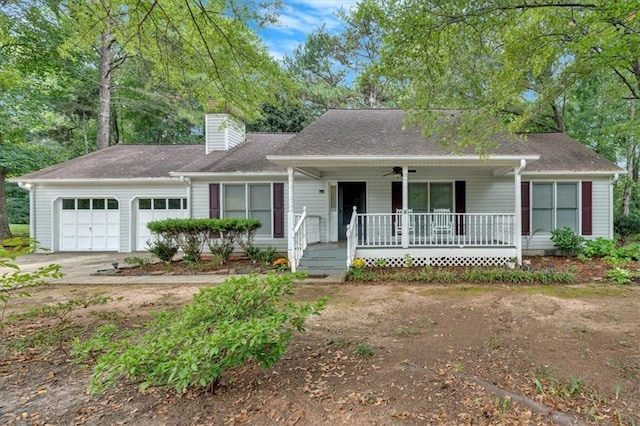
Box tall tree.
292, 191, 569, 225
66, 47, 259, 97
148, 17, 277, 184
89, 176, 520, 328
55, 0, 287, 149
284, 0, 394, 116
376, 1, 640, 156
0, 1, 74, 239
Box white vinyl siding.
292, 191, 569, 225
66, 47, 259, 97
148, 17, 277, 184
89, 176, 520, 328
204, 114, 245, 153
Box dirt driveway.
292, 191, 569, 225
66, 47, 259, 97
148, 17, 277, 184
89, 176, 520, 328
1, 281, 639, 425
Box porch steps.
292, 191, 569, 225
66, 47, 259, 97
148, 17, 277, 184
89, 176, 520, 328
298, 243, 347, 276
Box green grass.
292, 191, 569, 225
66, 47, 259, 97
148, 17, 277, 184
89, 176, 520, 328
9, 224, 29, 237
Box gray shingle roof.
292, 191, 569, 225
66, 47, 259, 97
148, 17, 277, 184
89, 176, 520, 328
20, 144, 205, 180
177, 133, 293, 173
270, 109, 621, 172
521, 133, 620, 172
18, 109, 620, 181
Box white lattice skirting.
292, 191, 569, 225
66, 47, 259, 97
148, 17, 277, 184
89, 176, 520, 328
356, 247, 517, 267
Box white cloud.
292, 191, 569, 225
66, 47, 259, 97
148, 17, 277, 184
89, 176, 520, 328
260, 0, 361, 61
278, 0, 359, 33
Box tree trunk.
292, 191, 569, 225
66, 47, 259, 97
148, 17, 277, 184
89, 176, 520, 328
0, 132, 11, 241
97, 24, 112, 150
622, 102, 638, 216
0, 171, 11, 241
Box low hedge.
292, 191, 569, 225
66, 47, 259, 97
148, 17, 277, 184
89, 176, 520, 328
146, 218, 262, 262
346, 266, 576, 285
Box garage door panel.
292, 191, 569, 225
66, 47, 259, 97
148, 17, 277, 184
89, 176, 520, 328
136, 198, 188, 251
59, 198, 119, 251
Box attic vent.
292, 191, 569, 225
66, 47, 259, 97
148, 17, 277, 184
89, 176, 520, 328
205, 113, 245, 154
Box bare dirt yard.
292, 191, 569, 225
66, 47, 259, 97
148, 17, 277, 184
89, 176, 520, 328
1, 281, 639, 425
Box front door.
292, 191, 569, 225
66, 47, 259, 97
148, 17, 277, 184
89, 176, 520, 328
338, 182, 366, 240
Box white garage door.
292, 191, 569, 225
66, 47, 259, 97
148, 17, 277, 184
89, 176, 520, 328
136, 198, 188, 251
60, 198, 120, 251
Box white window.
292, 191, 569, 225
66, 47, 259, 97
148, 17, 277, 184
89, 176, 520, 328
223, 183, 272, 237
531, 182, 578, 232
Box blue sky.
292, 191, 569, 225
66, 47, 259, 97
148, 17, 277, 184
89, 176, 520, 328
258, 0, 361, 61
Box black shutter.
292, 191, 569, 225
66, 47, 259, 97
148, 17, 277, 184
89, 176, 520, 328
521, 182, 530, 235
582, 181, 592, 236
273, 183, 284, 238
455, 181, 466, 235
209, 183, 220, 218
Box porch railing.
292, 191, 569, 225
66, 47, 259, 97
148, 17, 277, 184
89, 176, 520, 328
291, 207, 308, 272
356, 212, 516, 247
345, 206, 358, 267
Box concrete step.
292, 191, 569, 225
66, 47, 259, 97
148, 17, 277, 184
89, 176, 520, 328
299, 258, 346, 268
298, 267, 347, 276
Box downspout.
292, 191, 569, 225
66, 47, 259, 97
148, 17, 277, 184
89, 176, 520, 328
179, 175, 192, 217
514, 160, 526, 263
287, 167, 295, 271
18, 181, 35, 239
610, 173, 619, 239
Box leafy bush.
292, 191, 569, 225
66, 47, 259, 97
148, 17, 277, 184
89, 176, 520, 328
614, 214, 640, 240
147, 218, 263, 263
345, 266, 575, 285
550, 227, 585, 256
605, 267, 633, 285
245, 245, 277, 264
78, 273, 326, 394
146, 237, 178, 262
582, 238, 616, 258
1, 238, 64, 323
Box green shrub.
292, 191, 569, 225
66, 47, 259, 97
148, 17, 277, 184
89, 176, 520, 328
605, 267, 633, 285
345, 266, 576, 285
78, 273, 325, 394
614, 214, 640, 240
582, 238, 616, 258
550, 227, 585, 256
245, 245, 277, 264
612, 243, 640, 261
1, 238, 64, 323
147, 237, 179, 262
147, 218, 263, 263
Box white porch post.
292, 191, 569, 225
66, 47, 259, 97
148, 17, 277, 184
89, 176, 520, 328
514, 160, 526, 263
401, 166, 409, 248
287, 167, 295, 266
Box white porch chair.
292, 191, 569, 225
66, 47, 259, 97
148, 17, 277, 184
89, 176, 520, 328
395, 208, 414, 238
430, 208, 453, 244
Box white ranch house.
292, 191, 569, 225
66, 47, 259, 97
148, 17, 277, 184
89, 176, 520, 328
14, 110, 621, 273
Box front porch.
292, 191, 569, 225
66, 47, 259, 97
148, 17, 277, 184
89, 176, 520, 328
347, 211, 517, 268
290, 210, 518, 272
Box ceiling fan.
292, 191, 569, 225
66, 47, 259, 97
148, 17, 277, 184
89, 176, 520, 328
383, 166, 417, 177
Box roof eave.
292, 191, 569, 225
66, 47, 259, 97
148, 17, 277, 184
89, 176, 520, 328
522, 170, 621, 176
266, 154, 541, 167
169, 171, 288, 177
10, 177, 185, 184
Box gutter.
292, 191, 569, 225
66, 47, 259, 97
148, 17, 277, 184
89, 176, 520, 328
8, 177, 185, 184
